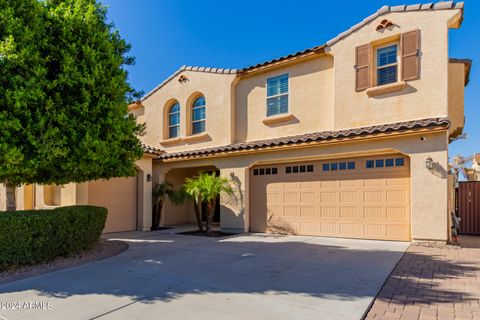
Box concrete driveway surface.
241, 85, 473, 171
0, 229, 408, 320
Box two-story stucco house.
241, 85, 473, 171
1, 2, 471, 242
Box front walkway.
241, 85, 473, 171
365, 236, 480, 320
0, 230, 407, 320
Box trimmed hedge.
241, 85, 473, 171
0, 205, 107, 270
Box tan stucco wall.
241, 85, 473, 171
142, 71, 237, 152
235, 57, 334, 142
448, 62, 465, 135
328, 10, 459, 130
154, 130, 449, 240
0, 184, 6, 211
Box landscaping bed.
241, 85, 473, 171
0, 239, 128, 285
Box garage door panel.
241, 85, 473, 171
364, 206, 384, 219
250, 155, 411, 241
364, 190, 384, 202
339, 207, 356, 218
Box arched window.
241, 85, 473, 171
191, 96, 206, 134
168, 103, 180, 138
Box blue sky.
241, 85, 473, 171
101, 0, 479, 158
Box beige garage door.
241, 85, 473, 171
88, 176, 138, 233
250, 155, 410, 241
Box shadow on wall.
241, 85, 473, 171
0, 234, 477, 308
266, 212, 296, 235
219, 172, 245, 229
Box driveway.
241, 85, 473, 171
0, 230, 408, 320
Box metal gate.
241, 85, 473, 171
456, 182, 480, 235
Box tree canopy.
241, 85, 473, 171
0, 0, 144, 186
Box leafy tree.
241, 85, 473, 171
450, 155, 473, 181
151, 182, 177, 231
189, 172, 233, 234
0, 0, 144, 203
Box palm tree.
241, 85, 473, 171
193, 172, 233, 234
151, 181, 177, 230
183, 177, 204, 232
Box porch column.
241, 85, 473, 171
136, 156, 154, 231
219, 166, 248, 233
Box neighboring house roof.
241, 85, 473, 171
157, 118, 450, 160
142, 143, 163, 155
449, 58, 473, 85
141, 1, 464, 100
141, 65, 238, 101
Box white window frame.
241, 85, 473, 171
191, 97, 206, 135
375, 43, 399, 86
168, 103, 180, 138
266, 73, 289, 117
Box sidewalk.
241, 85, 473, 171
365, 236, 480, 320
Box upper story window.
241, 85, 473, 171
355, 30, 420, 93
266, 74, 288, 117
168, 103, 180, 138
376, 44, 398, 86
191, 96, 206, 134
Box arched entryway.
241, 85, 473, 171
162, 166, 220, 227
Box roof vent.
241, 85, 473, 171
376, 19, 394, 31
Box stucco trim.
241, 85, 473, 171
182, 132, 210, 143
366, 81, 407, 97
262, 113, 295, 125
157, 118, 450, 160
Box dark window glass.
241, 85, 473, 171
386, 158, 394, 167
253, 169, 259, 176
331, 163, 338, 171
376, 159, 384, 168
348, 161, 355, 170
299, 165, 306, 173
366, 160, 374, 168
322, 164, 329, 171
266, 168, 271, 175
292, 166, 299, 173
339, 162, 347, 170
286, 166, 292, 174
272, 168, 278, 175
377, 65, 397, 85
395, 158, 405, 166
259, 168, 265, 175
307, 165, 314, 172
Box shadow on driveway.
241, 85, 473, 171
0, 233, 475, 319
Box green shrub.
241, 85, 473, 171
0, 205, 107, 270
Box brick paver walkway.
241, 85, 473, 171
365, 236, 480, 320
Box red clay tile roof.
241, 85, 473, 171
142, 143, 163, 155
239, 45, 326, 74
157, 118, 450, 160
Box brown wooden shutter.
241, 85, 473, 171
401, 30, 420, 81
355, 44, 371, 91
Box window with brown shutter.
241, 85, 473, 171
355, 44, 371, 91
401, 30, 420, 81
